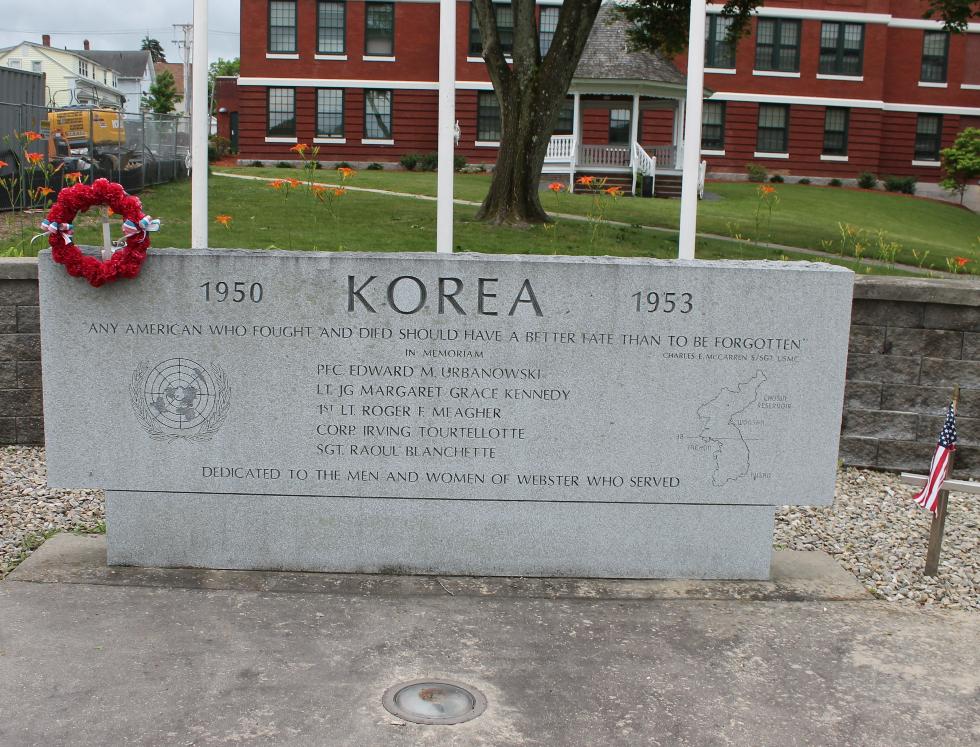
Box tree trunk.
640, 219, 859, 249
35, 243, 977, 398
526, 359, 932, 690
476, 85, 557, 226
471, 0, 602, 226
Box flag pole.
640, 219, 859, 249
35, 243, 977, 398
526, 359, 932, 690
924, 383, 959, 576
435, 0, 456, 254
191, 0, 209, 249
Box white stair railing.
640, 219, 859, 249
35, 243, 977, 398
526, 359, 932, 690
698, 160, 707, 199
632, 142, 656, 196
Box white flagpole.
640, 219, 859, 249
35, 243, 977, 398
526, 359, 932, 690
191, 0, 209, 249
678, 0, 707, 260
436, 0, 456, 254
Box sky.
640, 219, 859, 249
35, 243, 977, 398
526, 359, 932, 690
1, 0, 241, 64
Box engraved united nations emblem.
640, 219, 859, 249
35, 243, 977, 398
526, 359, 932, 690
130, 357, 231, 441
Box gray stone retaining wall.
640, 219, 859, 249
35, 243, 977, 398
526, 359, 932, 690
0, 259, 42, 445
2, 259, 978, 478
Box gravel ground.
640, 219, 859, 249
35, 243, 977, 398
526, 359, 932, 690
1, 447, 977, 610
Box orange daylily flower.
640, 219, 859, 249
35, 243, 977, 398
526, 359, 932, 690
337, 166, 355, 180
35, 186, 54, 198
287, 178, 301, 188
604, 186, 623, 197
25, 152, 44, 164
215, 214, 233, 227
310, 184, 327, 198
270, 179, 288, 190
955, 256, 970, 267
759, 184, 776, 195
64, 171, 82, 183
289, 143, 309, 154
23, 131, 43, 142
547, 182, 564, 193
575, 175, 594, 186
332, 187, 346, 197
0, 160, 8, 169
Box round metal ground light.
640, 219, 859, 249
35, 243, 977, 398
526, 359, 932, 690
382, 679, 487, 725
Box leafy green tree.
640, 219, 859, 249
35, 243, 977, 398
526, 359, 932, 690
142, 69, 180, 114
473, 0, 980, 225
940, 127, 980, 204
141, 36, 167, 63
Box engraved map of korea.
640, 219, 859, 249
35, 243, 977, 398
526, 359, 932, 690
695, 371, 768, 486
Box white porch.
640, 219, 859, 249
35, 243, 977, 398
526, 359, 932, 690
541, 91, 706, 198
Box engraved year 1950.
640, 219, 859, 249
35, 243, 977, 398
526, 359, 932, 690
631, 291, 693, 313
200, 281, 264, 302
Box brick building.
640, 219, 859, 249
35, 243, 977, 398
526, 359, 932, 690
232, 0, 980, 185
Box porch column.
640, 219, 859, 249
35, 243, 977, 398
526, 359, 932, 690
630, 94, 640, 195
570, 91, 581, 192
673, 98, 685, 170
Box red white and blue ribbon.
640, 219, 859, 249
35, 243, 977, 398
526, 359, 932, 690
39, 219, 73, 245
122, 216, 161, 238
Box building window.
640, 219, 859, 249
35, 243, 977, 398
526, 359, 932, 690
364, 89, 392, 139
470, 3, 514, 57
702, 101, 726, 150
920, 32, 949, 83
609, 109, 630, 144
539, 7, 559, 55
914, 114, 942, 161
365, 2, 394, 56
269, 0, 297, 53
757, 104, 789, 153
267, 88, 295, 136
317, 89, 344, 138
78, 59, 88, 76
705, 15, 735, 69
823, 108, 849, 155
318, 1, 346, 54
477, 91, 501, 141
7, 59, 20, 69
32, 60, 42, 73
553, 98, 574, 135
755, 19, 800, 72
819, 22, 863, 76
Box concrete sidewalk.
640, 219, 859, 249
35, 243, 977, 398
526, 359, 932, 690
0, 535, 977, 746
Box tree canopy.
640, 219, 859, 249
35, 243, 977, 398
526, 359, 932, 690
143, 69, 179, 114
140, 36, 167, 64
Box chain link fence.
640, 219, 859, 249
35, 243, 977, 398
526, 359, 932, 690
0, 102, 190, 212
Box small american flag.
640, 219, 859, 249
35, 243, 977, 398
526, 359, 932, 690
912, 402, 957, 514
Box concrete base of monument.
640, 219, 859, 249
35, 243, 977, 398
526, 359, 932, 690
105, 492, 777, 580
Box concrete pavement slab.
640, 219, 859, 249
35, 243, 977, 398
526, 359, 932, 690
0, 535, 977, 746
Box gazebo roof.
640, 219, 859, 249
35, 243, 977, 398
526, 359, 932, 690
574, 5, 686, 89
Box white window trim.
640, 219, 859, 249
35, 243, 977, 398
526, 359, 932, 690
816, 74, 864, 82
820, 154, 849, 162
314, 137, 347, 144
918, 81, 948, 88
475, 140, 500, 148
362, 138, 394, 145
962, 83, 980, 90
315, 54, 348, 61
266, 53, 300, 60
911, 160, 941, 167
753, 70, 801, 78
706, 4, 980, 31
362, 55, 396, 62
754, 151, 790, 159
265, 136, 298, 143
701, 149, 726, 156
466, 56, 484, 63
705, 67, 736, 75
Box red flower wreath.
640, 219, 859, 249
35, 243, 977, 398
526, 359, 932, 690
44, 177, 158, 288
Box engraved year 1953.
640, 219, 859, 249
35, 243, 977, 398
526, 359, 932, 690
200, 281, 264, 303
631, 291, 693, 313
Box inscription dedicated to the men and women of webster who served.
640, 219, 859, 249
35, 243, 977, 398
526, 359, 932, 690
41, 251, 852, 510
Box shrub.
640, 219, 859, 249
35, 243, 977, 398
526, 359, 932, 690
207, 135, 231, 162
367, 162, 383, 170
312, 161, 323, 169
883, 175, 916, 195
249, 160, 263, 167
828, 178, 843, 187
857, 172, 878, 189
769, 174, 784, 183
399, 153, 418, 171
334, 161, 352, 169
454, 155, 467, 171
798, 177, 811, 185
419, 152, 439, 171
276, 161, 293, 169
746, 163, 768, 183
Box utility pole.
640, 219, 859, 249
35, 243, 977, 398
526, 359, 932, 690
173, 23, 193, 115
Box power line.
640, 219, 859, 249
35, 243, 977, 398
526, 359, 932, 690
0, 27, 239, 35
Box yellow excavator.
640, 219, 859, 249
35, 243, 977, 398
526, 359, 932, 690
44, 108, 133, 173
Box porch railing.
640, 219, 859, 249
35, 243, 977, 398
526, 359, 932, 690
545, 134, 575, 162
648, 144, 677, 169
578, 143, 631, 169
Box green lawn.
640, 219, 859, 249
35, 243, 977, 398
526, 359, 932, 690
220, 165, 980, 274
25, 175, 916, 276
